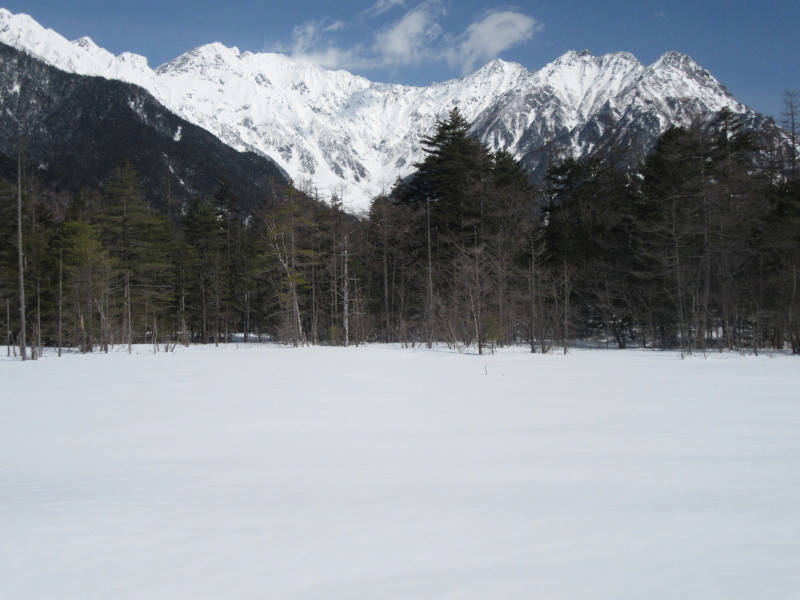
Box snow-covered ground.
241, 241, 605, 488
1, 344, 799, 599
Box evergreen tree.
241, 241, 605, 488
183, 196, 224, 343
58, 221, 114, 352
395, 107, 493, 248
94, 161, 172, 350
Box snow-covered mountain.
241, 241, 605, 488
0, 8, 773, 210
0, 42, 288, 208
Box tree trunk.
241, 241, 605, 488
34, 278, 41, 360
58, 248, 63, 357
563, 257, 570, 354
17, 153, 27, 361
383, 236, 390, 343
125, 272, 132, 353
6, 299, 14, 357
426, 199, 434, 348
343, 234, 350, 347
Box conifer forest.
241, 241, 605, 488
2, 105, 800, 359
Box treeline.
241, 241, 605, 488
2, 105, 799, 358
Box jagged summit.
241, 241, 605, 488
157, 42, 244, 76
0, 8, 768, 209
654, 50, 699, 69
473, 58, 528, 76
71, 36, 97, 50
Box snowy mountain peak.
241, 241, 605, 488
474, 58, 526, 75
638, 50, 734, 109
118, 51, 150, 70
557, 49, 592, 62
540, 50, 638, 79
156, 42, 242, 75
0, 8, 54, 49
71, 36, 98, 50
0, 6, 35, 30
0, 9, 153, 87
466, 58, 529, 88
653, 50, 698, 70
549, 49, 636, 67
188, 41, 241, 62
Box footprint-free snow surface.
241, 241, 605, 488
2, 345, 799, 599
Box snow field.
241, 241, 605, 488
1, 345, 799, 599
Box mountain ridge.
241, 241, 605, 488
0, 8, 776, 209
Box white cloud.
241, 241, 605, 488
280, 19, 368, 70
324, 21, 346, 32
362, 0, 406, 19
289, 20, 350, 55
288, 20, 322, 55
446, 10, 541, 75
277, 3, 540, 75
372, 1, 445, 65
297, 46, 366, 70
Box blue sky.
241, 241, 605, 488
4, 0, 798, 120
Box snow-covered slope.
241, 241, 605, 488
0, 8, 765, 209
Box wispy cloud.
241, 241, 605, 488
280, 19, 369, 69
276, 2, 541, 75
361, 0, 406, 20
446, 10, 541, 75
324, 21, 346, 32
372, 1, 445, 65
